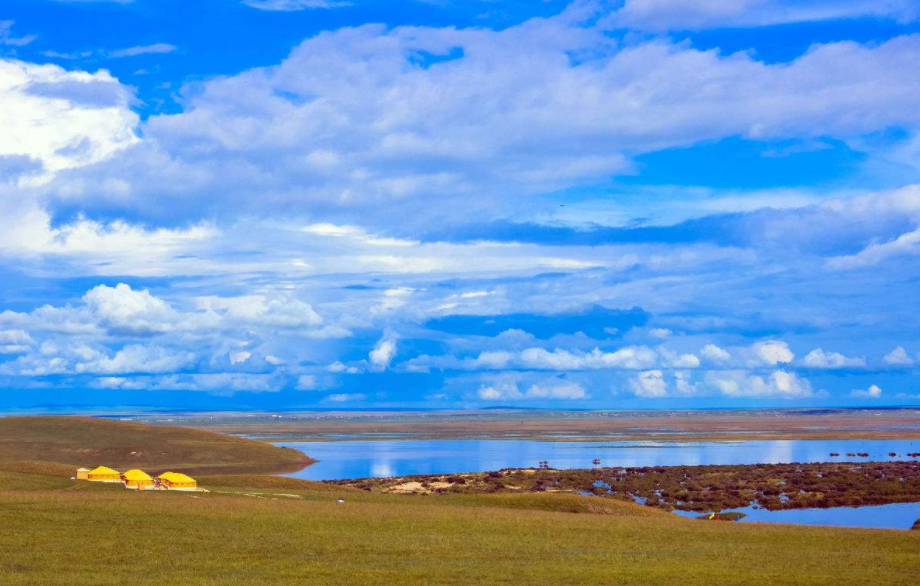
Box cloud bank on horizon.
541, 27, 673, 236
0, 0, 919, 409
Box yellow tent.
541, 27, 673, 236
86, 466, 121, 483
75, 467, 91, 480
121, 469, 154, 490
157, 471, 197, 490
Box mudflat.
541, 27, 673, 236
155, 408, 920, 442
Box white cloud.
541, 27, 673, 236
0, 21, 36, 46
525, 381, 587, 399
109, 44, 177, 59
76, 344, 195, 374
91, 373, 277, 393
851, 384, 882, 398
325, 393, 366, 402
46, 19, 920, 225
0, 329, 32, 353
327, 361, 360, 374
801, 348, 866, 369
706, 369, 813, 398
296, 375, 318, 390
369, 332, 398, 369
649, 328, 672, 338
519, 346, 658, 370
658, 347, 700, 368
607, 0, 919, 31
83, 283, 177, 335
242, 0, 350, 11
196, 295, 322, 328
629, 370, 667, 398
701, 343, 731, 364
0, 58, 138, 182
752, 341, 794, 366
0, 341, 195, 376
474, 351, 515, 369
0, 284, 333, 349
829, 227, 920, 268
883, 345, 914, 366
477, 378, 587, 401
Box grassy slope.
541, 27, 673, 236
0, 471, 918, 585
0, 416, 312, 475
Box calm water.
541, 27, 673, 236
280, 438, 920, 481
673, 502, 920, 530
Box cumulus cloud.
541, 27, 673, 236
327, 361, 360, 374
0, 341, 195, 376
75, 344, 196, 374
701, 343, 731, 364
751, 341, 794, 366
478, 378, 587, 401
0, 58, 137, 182
196, 295, 322, 328
706, 370, 813, 398
851, 384, 882, 398
883, 346, 914, 366
629, 370, 667, 398
83, 283, 178, 335
801, 348, 866, 369
369, 332, 398, 369
0, 329, 32, 354
524, 381, 587, 400
658, 347, 700, 368
520, 346, 658, 370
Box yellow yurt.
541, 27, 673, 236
121, 469, 154, 490
86, 466, 121, 483
75, 467, 90, 480
157, 472, 197, 491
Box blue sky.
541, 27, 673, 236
1, 0, 920, 411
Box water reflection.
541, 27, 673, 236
280, 438, 920, 481
673, 502, 920, 530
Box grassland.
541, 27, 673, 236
1, 466, 919, 586
0, 416, 312, 475
1, 415, 918, 585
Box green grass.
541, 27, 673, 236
0, 471, 918, 585
1, 417, 918, 585
0, 416, 312, 475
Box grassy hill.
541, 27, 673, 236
0, 416, 313, 475
0, 468, 917, 585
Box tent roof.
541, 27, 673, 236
122, 469, 152, 481
89, 466, 119, 475
76, 467, 91, 472
159, 472, 195, 483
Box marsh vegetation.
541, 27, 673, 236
333, 461, 920, 513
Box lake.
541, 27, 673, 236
280, 438, 920, 480
280, 438, 920, 529
673, 502, 920, 530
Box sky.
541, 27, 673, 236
1, 0, 920, 412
